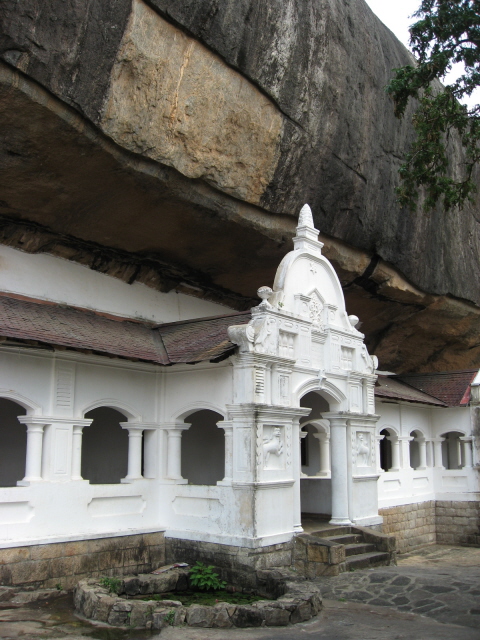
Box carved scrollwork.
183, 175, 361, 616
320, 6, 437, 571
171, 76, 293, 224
227, 324, 255, 352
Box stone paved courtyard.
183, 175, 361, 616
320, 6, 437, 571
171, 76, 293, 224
317, 545, 480, 629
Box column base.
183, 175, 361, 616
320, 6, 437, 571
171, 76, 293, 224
329, 517, 352, 526
17, 478, 43, 485
121, 476, 144, 483
294, 524, 304, 533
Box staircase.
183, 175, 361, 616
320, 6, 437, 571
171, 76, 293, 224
313, 526, 392, 571
295, 521, 396, 577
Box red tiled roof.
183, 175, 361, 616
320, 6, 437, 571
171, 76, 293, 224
0, 295, 250, 365
395, 370, 478, 407
375, 375, 447, 407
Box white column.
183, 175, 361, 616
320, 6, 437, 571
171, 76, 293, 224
164, 424, 189, 480
418, 439, 427, 470
387, 436, 400, 471
314, 432, 331, 475
70, 419, 93, 480
217, 421, 233, 484
18, 419, 47, 482
121, 427, 144, 481
142, 429, 157, 478
376, 434, 385, 473
326, 416, 351, 525
432, 437, 445, 468
399, 436, 413, 469
426, 440, 433, 467
293, 419, 303, 532
456, 438, 463, 468
460, 437, 473, 468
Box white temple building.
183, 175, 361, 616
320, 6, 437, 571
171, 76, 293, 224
0, 205, 478, 585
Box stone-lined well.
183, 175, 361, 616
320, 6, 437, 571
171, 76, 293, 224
74, 567, 321, 629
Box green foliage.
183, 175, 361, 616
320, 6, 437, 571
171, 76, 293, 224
99, 576, 122, 594
164, 610, 175, 625
189, 562, 227, 591
386, 0, 480, 210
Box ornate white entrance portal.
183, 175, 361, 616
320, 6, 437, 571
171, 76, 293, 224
228, 205, 381, 534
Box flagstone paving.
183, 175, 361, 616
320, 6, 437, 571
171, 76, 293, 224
317, 545, 480, 630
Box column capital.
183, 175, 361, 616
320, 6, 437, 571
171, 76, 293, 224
321, 412, 348, 426
459, 436, 473, 442
217, 420, 233, 432
157, 422, 190, 431
119, 422, 162, 430
431, 437, 446, 443
18, 416, 50, 428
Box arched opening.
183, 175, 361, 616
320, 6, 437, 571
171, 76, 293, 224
0, 399, 27, 486
379, 428, 393, 471
409, 430, 422, 469
299, 392, 331, 521
181, 410, 225, 485
441, 431, 464, 469
301, 422, 330, 477
82, 407, 129, 484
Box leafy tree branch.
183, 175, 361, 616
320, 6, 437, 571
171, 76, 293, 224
386, 0, 480, 210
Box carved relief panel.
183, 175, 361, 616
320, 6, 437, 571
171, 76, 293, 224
351, 430, 375, 473
258, 425, 286, 471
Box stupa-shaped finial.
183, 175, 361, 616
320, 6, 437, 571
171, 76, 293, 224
298, 204, 314, 229
293, 203, 323, 253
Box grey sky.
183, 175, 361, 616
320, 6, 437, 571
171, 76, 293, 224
364, 0, 478, 107
364, 0, 419, 49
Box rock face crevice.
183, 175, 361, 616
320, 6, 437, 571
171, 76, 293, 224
0, 0, 479, 371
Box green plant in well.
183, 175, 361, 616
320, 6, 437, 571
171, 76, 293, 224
189, 561, 226, 591
164, 610, 175, 626
99, 576, 122, 594
55, 583, 63, 591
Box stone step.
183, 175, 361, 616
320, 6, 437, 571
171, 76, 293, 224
311, 526, 352, 538
324, 533, 363, 545
345, 551, 391, 571
344, 543, 377, 557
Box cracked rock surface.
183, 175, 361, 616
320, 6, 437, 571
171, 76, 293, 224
0, 0, 479, 371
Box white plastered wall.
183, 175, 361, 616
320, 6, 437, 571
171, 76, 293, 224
376, 400, 479, 509
0, 245, 231, 323
0, 347, 240, 547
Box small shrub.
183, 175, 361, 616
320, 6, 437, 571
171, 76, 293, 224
189, 562, 226, 591
164, 610, 175, 625
99, 576, 122, 594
